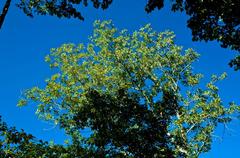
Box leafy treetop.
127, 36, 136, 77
18, 20, 240, 157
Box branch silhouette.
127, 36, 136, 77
0, 0, 11, 29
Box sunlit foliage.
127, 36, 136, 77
18, 20, 239, 157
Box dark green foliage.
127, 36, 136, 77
0, 90, 178, 157
0, 89, 178, 158
17, 0, 240, 69
0, 116, 53, 157
145, 0, 240, 70
17, 0, 113, 20
229, 55, 240, 71
179, 0, 239, 51
145, 0, 164, 13
0, 116, 86, 157
170, 0, 240, 70
17, 0, 164, 20
70, 89, 175, 157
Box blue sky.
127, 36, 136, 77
0, 0, 240, 157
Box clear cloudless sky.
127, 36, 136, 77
0, 0, 240, 157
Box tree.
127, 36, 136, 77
16, 0, 240, 70
2, 0, 240, 69
0, 115, 91, 157
0, 0, 11, 29
16, 0, 165, 20
17, 0, 114, 20
0, 115, 65, 157
162, 0, 240, 70
17, 20, 240, 157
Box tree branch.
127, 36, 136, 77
0, 0, 11, 29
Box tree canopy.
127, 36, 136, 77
0, 116, 89, 157
16, 0, 240, 70
16, 20, 240, 157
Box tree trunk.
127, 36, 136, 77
0, 0, 11, 29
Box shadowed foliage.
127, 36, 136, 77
0, 116, 65, 157
16, 0, 240, 69
0, 116, 91, 157
17, 0, 114, 20
167, 0, 240, 70
70, 89, 176, 157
